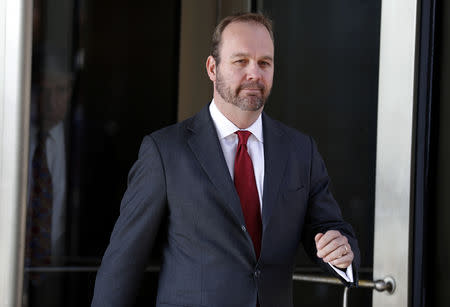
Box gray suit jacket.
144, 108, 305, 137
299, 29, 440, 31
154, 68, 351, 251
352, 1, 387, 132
92, 104, 360, 307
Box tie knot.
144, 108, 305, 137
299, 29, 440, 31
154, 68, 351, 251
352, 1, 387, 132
37, 130, 50, 147
235, 130, 252, 146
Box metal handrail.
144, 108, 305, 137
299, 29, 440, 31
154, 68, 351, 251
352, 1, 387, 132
292, 273, 395, 293
24, 266, 395, 307
292, 273, 396, 307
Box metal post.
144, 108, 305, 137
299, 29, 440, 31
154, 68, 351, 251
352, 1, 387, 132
0, 0, 32, 306
373, 0, 418, 305
342, 287, 349, 307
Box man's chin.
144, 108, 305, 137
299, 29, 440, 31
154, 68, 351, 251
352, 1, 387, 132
233, 97, 265, 111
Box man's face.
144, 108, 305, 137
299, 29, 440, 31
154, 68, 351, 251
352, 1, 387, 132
213, 22, 274, 111
31, 73, 72, 130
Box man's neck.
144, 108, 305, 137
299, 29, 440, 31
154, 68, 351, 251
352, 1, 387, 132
213, 97, 263, 129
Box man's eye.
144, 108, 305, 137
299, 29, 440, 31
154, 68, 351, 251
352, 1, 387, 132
259, 61, 270, 67
235, 59, 247, 64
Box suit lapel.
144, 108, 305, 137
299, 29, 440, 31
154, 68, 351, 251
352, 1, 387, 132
261, 114, 289, 230
186, 105, 246, 226
185, 107, 290, 251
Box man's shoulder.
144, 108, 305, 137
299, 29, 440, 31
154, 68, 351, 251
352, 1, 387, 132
147, 105, 210, 143
262, 112, 313, 145
149, 121, 184, 139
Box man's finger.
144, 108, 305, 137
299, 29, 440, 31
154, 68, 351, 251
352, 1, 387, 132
316, 235, 348, 258
316, 230, 342, 250
322, 244, 350, 263
314, 233, 324, 244
330, 251, 354, 269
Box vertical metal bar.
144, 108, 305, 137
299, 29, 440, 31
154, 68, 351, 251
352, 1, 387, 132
257, 0, 263, 12
216, 0, 222, 24
373, 0, 419, 306
177, 0, 217, 122
0, 0, 32, 306
342, 287, 349, 307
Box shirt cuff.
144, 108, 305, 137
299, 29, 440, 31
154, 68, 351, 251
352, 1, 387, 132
328, 263, 353, 283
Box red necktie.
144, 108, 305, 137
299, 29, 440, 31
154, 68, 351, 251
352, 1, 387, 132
234, 131, 262, 258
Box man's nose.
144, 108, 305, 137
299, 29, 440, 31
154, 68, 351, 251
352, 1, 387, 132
245, 63, 263, 81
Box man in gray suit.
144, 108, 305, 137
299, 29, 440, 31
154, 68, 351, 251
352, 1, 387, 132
92, 12, 359, 307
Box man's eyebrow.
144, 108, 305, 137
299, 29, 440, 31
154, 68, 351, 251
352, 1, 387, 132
230, 53, 273, 62
259, 55, 274, 62
230, 52, 250, 58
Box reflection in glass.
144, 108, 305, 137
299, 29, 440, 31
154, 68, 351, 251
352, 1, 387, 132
24, 0, 74, 304
23, 0, 180, 305
26, 61, 73, 266
23, 0, 378, 305
262, 1, 380, 306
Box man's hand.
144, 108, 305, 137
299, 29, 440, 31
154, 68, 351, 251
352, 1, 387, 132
315, 230, 353, 269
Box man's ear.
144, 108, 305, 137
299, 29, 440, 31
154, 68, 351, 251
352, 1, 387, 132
206, 55, 217, 82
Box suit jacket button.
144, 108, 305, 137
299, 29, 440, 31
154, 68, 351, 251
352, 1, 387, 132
241, 225, 246, 232
254, 270, 261, 278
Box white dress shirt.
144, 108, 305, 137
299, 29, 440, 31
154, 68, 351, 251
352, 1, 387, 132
209, 99, 353, 282
209, 100, 265, 208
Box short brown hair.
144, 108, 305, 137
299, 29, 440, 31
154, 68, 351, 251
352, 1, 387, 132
211, 12, 274, 64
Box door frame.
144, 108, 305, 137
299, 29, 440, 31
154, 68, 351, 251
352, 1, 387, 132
373, 0, 422, 306
0, 0, 33, 305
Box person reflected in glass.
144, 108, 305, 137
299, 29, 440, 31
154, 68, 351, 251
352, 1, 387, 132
25, 63, 73, 306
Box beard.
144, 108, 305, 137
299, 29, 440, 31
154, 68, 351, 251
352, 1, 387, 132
215, 67, 270, 111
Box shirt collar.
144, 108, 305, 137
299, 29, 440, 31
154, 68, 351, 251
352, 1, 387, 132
209, 99, 263, 143
31, 121, 64, 141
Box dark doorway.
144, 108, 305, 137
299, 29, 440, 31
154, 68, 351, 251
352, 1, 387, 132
25, 1, 180, 306
261, 1, 381, 305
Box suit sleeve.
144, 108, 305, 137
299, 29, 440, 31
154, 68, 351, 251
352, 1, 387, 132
301, 136, 360, 287
92, 135, 167, 306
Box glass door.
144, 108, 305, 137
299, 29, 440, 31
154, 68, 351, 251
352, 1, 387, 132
261, 1, 380, 305
23, 0, 180, 305
8, 0, 421, 306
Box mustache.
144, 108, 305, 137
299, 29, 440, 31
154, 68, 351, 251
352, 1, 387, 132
237, 81, 265, 93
